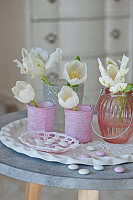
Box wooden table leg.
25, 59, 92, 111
78, 190, 99, 200
24, 182, 42, 200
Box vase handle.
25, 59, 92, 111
91, 89, 133, 140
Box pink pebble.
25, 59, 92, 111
52, 144, 59, 147
81, 154, 91, 158
96, 150, 106, 157
114, 167, 125, 173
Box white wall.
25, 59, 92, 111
0, 0, 26, 104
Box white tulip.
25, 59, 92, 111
119, 54, 129, 70
110, 83, 127, 94
98, 55, 129, 89
63, 60, 87, 86
106, 57, 118, 68
45, 48, 62, 69
30, 47, 48, 61
14, 47, 48, 79
22, 54, 46, 79
99, 76, 114, 88
14, 47, 62, 80
58, 86, 79, 109
12, 81, 35, 104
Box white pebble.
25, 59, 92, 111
59, 141, 68, 147
34, 139, 44, 146
47, 139, 56, 144
44, 141, 51, 145
86, 146, 95, 151
78, 169, 89, 175
93, 165, 104, 171
68, 164, 79, 170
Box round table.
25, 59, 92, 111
0, 111, 133, 200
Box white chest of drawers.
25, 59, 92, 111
26, 0, 132, 104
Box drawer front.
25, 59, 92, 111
32, 21, 104, 57
59, 21, 104, 57
105, 0, 130, 16
32, 0, 104, 19
105, 19, 129, 54
32, 22, 59, 54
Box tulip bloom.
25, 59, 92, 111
58, 86, 79, 110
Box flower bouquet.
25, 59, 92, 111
97, 55, 133, 144
12, 47, 62, 131
57, 57, 94, 143
43, 57, 85, 131
12, 47, 89, 137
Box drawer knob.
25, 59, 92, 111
47, 0, 57, 3
110, 29, 121, 39
45, 33, 57, 44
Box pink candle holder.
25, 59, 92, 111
64, 104, 94, 143
28, 102, 55, 132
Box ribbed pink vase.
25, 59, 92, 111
65, 104, 94, 143
28, 102, 55, 132
97, 89, 133, 144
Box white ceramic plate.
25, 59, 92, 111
0, 118, 133, 166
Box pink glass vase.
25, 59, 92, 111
97, 89, 133, 144
28, 102, 55, 132
65, 104, 94, 143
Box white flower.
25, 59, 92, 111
13, 47, 62, 79
98, 55, 129, 88
110, 83, 127, 94
63, 60, 87, 86
45, 48, 62, 69
58, 86, 79, 109
118, 54, 129, 70
30, 47, 48, 61
14, 47, 48, 79
12, 81, 35, 103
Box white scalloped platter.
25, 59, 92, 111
0, 118, 133, 166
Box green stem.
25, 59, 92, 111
31, 100, 38, 107
119, 96, 124, 123
73, 106, 78, 111
42, 75, 53, 86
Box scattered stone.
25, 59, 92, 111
68, 164, 79, 170
86, 146, 95, 151
96, 150, 106, 157
34, 139, 44, 146
78, 169, 89, 175
114, 166, 125, 173
59, 141, 68, 147
81, 154, 91, 158
93, 165, 104, 171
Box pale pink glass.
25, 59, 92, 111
65, 104, 94, 143
28, 102, 55, 132
97, 89, 133, 144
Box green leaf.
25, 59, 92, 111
67, 82, 70, 86
123, 83, 133, 93
72, 84, 79, 87
75, 55, 81, 61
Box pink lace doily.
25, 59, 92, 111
19, 131, 79, 153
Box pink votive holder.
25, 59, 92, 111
28, 102, 55, 132
64, 104, 94, 143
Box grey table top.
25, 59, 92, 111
0, 111, 133, 190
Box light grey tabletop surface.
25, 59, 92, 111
0, 111, 133, 190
